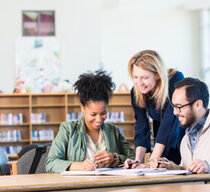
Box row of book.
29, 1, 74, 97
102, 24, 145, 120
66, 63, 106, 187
0, 113, 23, 124
32, 129, 54, 141
105, 112, 125, 123
66, 112, 125, 123
67, 112, 82, 121
0, 145, 22, 155
0, 130, 22, 141
31, 113, 46, 123
0, 112, 125, 125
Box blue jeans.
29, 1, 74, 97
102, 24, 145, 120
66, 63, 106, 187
0, 149, 8, 166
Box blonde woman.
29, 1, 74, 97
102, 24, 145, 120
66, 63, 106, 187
125, 50, 184, 168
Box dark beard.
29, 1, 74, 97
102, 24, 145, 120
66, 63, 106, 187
180, 112, 196, 129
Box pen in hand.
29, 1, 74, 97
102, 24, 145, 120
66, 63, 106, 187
119, 160, 140, 168
158, 161, 170, 165
148, 157, 170, 168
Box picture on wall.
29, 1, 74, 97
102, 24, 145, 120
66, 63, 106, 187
15, 37, 61, 93
22, 11, 55, 36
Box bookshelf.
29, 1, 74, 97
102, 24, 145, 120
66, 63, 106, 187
0, 93, 135, 156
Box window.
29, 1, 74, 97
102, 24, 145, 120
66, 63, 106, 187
22, 11, 55, 36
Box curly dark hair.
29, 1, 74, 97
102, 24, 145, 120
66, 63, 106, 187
73, 70, 115, 106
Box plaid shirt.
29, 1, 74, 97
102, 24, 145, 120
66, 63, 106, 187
186, 110, 209, 154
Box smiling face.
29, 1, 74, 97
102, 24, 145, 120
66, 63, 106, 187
132, 65, 159, 94
172, 87, 197, 129
81, 100, 108, 132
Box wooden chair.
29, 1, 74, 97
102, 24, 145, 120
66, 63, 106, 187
144, 152, 151, 163
6, 160, 17, 175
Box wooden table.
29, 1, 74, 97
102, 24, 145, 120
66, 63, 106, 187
73, 184, 210, 192
0, 173, 210, 192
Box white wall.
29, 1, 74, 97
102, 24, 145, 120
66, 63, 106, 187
0, 0, 101, 93
0, 0, 198, 93
101, 0, 198, 89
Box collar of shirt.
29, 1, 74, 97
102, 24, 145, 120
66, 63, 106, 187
186, 109, 209, 136
186, 109, 209, 154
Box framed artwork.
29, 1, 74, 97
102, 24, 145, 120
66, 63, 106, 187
15, 37, 60, 93
22, 11, 55, 36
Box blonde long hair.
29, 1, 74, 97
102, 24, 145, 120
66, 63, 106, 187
128, 50, 175, 109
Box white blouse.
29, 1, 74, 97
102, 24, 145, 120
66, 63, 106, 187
86, 129, 107, 168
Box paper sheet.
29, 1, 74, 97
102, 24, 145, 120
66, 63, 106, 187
61, 168, 167, 176
144, 170, 192, 176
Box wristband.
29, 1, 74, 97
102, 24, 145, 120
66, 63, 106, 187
112, 152, 120, 167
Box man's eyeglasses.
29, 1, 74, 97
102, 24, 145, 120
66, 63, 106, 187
171, 99, 197, 112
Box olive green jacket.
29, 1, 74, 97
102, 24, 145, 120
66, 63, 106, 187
45, 117, 135, 173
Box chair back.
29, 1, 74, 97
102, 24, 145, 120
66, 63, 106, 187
18, 144, 37, 159
17, 144, 51, 174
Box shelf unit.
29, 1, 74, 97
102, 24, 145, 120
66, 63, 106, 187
0, 92, 135, 156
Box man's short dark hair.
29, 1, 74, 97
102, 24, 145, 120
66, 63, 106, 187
174, 77, 209, 109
